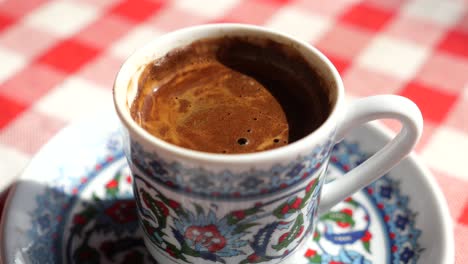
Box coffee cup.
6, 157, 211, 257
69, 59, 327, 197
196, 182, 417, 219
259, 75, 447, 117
113, 24, 422, 264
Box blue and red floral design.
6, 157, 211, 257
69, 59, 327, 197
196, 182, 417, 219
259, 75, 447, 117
303, 142, 422, 264
129, 138, 333, 199
134, 170, 321, 263
24, 131, 421, 264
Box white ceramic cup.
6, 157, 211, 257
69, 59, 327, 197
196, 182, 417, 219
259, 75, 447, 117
113, 24, 423, 264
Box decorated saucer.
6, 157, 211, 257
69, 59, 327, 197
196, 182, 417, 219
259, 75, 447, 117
0, 112, 453, 264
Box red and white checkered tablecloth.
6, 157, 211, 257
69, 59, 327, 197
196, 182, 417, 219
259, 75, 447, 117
0, 0, 467, 262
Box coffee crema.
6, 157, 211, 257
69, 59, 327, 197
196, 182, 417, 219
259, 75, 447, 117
130, 36, 333, 154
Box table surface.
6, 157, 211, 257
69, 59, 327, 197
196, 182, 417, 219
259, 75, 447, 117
0, 0, 467, 262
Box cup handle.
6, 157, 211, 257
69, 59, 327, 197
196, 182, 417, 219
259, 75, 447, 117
317, 95, 423, 215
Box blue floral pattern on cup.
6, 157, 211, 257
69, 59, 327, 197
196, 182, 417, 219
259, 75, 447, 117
22, 133, 422, 264
129, 138, 334, 199
134, 169, 323, 263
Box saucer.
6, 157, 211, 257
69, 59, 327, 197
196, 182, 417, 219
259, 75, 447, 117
0, 113, 453, 263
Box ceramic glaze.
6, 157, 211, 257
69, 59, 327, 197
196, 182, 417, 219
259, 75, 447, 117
0, 113, 453, 263
113, 24, 423, 263
18, 128, 421, 264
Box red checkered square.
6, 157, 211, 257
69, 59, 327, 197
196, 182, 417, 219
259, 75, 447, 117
109, 0, 166, 23
0, 24, 60, 59
384, 14, 446, 46
37, 38, 101, 73
342, 65, 405, 97
437, 29, 468, 59
77, 14, 134, 49
147, 5, 207, 31
338, 2, 395, 32
415, 51, 468, 93
214, 0, 285, 25
459, 201, 468, 226
323, 54, 351, 75
0, 0, 47, 18
398, 81, 458, 124
78, 52, 125, 89
363, 0, 408, 10
0, 109, 65, 155
0, 95, 28, 129
315, 23, 373, 60
0, 63, 65, 105
0, 13, 14, 31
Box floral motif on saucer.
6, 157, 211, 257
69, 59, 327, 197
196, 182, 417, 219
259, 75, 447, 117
23, 132, 421, 263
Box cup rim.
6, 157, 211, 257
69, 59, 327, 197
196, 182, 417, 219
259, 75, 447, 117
113, 23, 345, 164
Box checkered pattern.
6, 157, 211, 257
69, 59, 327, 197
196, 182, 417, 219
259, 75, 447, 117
0, 0, 466, 261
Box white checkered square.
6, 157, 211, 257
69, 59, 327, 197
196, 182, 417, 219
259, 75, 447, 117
0, 144, 29, 191
78, 52, 125, 89
110, 25, 164, 59
80, 0, 122, 9
24, 0, 99, 37
0, 109, 66, 155
356, 35, 429, 80
34, 77, 112, 122
421, 127, 468, 181
293, 0, 361, 17
0, 23, 60, 60
174, 0, 239, 18
401, 0, 465, 27
0, 47, 26, 84
265, 6, 332, 43
342, 65, 405, 97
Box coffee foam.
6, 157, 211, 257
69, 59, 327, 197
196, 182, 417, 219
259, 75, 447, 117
131, 36, 331, 154
133, 56, 289, 154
